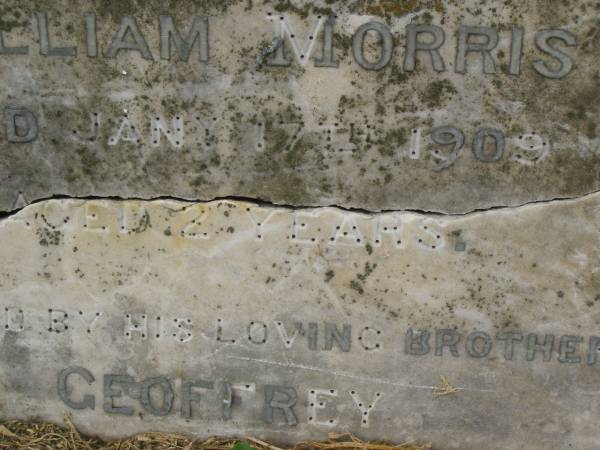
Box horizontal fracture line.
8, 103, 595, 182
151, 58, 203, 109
3, 188, 600, 219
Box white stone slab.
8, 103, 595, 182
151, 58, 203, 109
1, 197, 600, 449
0, 0, 599, 212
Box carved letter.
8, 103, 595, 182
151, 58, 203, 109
216, 318, 236, 343
308, 322, 318, 350
352, 21, 393, 71
349, 390, 383, 428
4, 107, 38, 143
123, 313, 147, 340
103, 374, 134, 415
48, 309, 68, 333
0, 31, 28, 55
435, 329, 461, 357
262, 385, 298, 425
84, 13, 98, 57
526, 333, 554, 362
247, 321, 268, 344
472, 127, 505, 162
587, 336, 600, 365
275, 321, 305, 348
314, 15, 338, 68
34, 12, 77, 57
508, 27, 524, 75
58, 367, 95, 410
404, 24, 445, 72
221, 382, 255, 420
323, 323, 351, 351
266, 16, 326, 67
465, 331, 492, 358
496, 332, 523, 360
307, 389, 338, 427
558, 335, 582, 363
160, 16, 209, 62
106, 16, 153, 60
404, 328, 431, 355
455, 25, 499, 74
181, 380, 212, 418
4, 307, 24, 331
532, 29, 576, 79
140, 377, 174, 416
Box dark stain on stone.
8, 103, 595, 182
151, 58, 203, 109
36, 228, 62, 246
0, 332, 33, 394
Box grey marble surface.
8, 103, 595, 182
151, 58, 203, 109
0, 0, 598, 213
1, 197, 599, 449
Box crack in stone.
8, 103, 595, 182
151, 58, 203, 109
2, 188, 600, 220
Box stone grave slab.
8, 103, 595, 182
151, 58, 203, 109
1, 197, 600, 449
0, 0, 599, 213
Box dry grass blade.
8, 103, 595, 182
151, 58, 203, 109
294, 432, 431, 450
432, 376, 459, 397
248, 436, 285, 450
0, 426, 16, 438
0, 415, 104, 450
0, 418, 431, 450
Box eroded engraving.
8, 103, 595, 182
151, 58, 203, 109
3, 107, 38, 143
0, 5, 588, 213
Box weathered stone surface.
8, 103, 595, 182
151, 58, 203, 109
2, 196, 600, 449
0, 0, 599, 213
